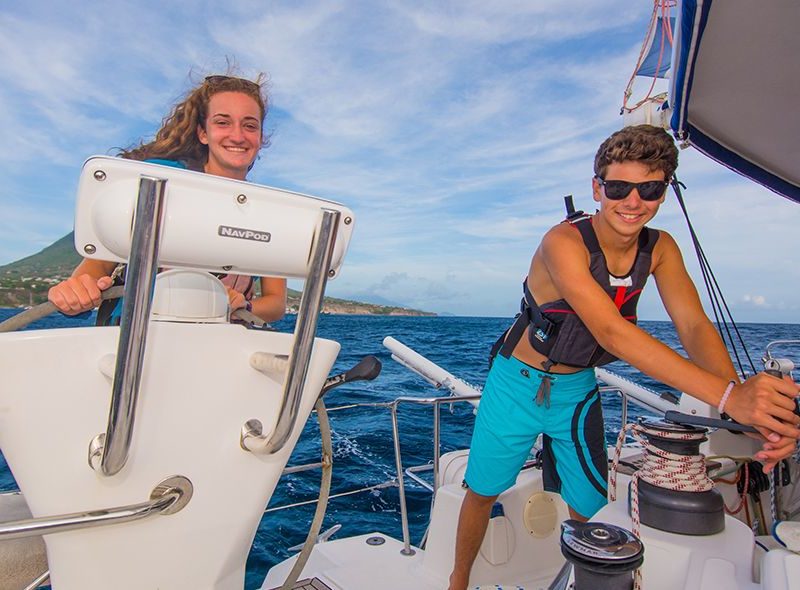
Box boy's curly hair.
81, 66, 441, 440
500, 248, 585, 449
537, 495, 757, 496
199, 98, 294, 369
594, 125, 678, 180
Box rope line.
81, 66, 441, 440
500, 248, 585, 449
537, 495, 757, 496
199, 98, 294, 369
610, 422, 713, 590
621, 0, 676, 114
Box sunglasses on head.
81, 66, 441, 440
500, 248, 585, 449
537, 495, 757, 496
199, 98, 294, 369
595, 176, 670, 201
204, 75, 260, 91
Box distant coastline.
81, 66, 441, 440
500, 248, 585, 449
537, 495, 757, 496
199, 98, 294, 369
0, 232, 436, 317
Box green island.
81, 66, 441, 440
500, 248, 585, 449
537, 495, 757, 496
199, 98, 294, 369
0, 233, 435, 316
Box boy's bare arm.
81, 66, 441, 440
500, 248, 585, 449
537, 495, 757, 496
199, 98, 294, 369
540, 225, 800, 441
653, 232, 738, 380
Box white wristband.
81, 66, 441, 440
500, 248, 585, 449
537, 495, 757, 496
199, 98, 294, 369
717, 380, 737, 415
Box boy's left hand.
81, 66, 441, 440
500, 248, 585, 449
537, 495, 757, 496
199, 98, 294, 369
755, 433, 798, 472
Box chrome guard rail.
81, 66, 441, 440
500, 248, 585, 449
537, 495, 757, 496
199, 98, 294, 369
597, 383, 668, 429
276, 386, 662, 555
22, 570, 50, 590
241, 208, 341, 455
387, 387, 654, 555
598, 384, 630, 427
388, 394, 482, 555
0, 475, 191, 541
96, 175, 167, 476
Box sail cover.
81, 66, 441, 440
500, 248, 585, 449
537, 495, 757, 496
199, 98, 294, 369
670, 0, 800, 203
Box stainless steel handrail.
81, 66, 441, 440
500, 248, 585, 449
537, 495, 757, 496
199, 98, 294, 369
390, 401, 415, 556
22, 570, 50, 590
277, 387, 645, 556
241, 208, 341, 454
0, 482, 185, 541
266, 383, 671, 558
404, 464, 435, 492
97, 175, 167, 476
389, 393, 482, 555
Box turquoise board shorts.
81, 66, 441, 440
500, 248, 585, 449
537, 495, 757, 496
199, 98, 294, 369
465, 354, 608, 519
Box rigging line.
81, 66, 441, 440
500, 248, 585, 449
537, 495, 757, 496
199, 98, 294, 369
694, 236, 757, 374
264, 480, 398, 513
677, 196, 734, 361
694, 239, 758, 373
661, 1, 675, 45
695, 245, 745, 372
622, 0, 660, 110
694, 233, 756, 374
670, 178, 756, 375
689, 233, 736, 353
673, 184, 749, 375
622, 0, 676, 113
671, 180, 730, 334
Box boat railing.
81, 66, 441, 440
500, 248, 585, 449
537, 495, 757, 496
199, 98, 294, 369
94, 175, 167, 476
239, 207, 341, 455
0, 475, 192, 541
270, 379, 671, 556
270, 393, 474, 556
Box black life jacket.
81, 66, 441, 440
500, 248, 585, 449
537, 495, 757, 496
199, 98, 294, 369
491, 214, 659, 370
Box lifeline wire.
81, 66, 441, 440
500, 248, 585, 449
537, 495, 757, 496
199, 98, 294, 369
670, 177, 757, 376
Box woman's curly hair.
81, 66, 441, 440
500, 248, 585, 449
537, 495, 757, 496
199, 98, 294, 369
120, 73, 269, 171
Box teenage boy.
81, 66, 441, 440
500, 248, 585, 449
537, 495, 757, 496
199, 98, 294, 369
448, 125, 800, 590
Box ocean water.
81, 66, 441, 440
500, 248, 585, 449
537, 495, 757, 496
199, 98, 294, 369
0, 310, 797, 589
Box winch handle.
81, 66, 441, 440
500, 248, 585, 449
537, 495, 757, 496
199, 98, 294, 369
319, 355, 382, 398
664, 410, 757, 434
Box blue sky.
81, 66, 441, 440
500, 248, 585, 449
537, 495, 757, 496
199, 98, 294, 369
1, 1, 798, 322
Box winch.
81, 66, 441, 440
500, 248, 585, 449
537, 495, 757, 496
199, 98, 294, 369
560, 519, 644, 590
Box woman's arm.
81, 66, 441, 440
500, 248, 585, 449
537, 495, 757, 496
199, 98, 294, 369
250, 277, 287, 322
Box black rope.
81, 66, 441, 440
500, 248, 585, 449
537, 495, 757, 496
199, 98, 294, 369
670, 177, 757, 376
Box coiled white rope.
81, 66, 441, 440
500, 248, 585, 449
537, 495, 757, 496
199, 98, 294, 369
609, 421, 714, 590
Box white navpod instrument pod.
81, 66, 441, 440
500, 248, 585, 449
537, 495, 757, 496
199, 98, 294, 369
74, 157, 354, 279
0, 157, 354, 590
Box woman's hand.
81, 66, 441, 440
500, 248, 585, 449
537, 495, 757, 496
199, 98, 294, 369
226, 287, 247, 311
48, 274, 114, 315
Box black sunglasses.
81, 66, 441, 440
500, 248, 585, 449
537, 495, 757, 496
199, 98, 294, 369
204, 75, 260, 91
595, 176, 670, 201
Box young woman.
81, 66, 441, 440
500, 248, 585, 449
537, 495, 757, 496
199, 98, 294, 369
48, 73, 286, 323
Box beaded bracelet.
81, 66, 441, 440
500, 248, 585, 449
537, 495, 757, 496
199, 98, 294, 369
717, 380, 737, 415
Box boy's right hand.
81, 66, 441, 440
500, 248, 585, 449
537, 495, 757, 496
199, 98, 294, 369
48, 274, 114, 315
725, 373, 800, 442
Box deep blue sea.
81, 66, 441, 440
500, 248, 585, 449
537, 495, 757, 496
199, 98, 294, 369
1, 309, 797, 589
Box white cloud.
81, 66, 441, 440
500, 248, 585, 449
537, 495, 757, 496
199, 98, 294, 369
0, 1, 798, 323
743, 295, 767, 307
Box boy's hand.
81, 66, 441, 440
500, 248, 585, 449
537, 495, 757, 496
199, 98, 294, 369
755, 433, 798, 473
724, 373, 800, 441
